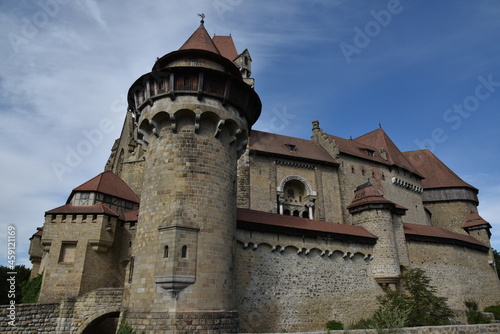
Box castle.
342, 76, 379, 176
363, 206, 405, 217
26, 20, 500, 333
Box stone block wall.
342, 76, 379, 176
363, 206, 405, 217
235, 230, 380, 333
406, 240, 500, 310
0, 288, 123, 334
0, 302, 59, 333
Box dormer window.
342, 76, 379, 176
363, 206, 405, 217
286, 144, 297, 152
366, 149, 375, 157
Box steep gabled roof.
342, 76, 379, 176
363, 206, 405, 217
249, 130, 337, 165
403, 149, 477, 191
237, 208, 377, 243
354, 128, 422, 177
212, 35, 238, 61
179, 23, 221, 55
71, 170, 140, 203
327, 134, 389, 165
403, 223, 488, 251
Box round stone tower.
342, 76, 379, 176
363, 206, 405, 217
122, 20, 261, 332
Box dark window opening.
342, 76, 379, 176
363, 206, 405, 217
164, 246, 169, 258
181, 245, 187, 258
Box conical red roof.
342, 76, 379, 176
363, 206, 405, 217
463, 211, 491, 229
347, 181, 406, 212
71, 170, 140, 203
179, 23, 221, 55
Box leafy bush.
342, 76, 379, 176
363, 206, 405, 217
465, 299, 491, 324
373, 291, 411, 330
325, 320, 344, 330
484, 305, 500, 320
20, 273, 43, 303
116, 322, 136, 334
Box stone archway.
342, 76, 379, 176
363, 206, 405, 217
79, 311, 120, 334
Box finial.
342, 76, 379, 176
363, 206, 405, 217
198, 13, 205, 24
379, 122, 382, 128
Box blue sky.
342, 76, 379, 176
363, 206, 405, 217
1, 0, 500, 268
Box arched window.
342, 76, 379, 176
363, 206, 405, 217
277, 175, 317, 220
181, 245, 187, 259
164, 245, 169, 258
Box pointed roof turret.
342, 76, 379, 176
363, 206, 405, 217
347, 180, 407, 214
179, 20, 221, 55
463, 211, 492, 230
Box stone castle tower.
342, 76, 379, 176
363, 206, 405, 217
18, 18, 500, 334
119, 19, 261, 331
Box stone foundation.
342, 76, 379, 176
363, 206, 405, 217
124, 310, 239, 333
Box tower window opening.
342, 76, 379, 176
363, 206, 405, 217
164, 245, 169, 258
181, 245, 188, 258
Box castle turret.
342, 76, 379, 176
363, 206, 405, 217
347, 181, 408, 290
122, 19, 261, 332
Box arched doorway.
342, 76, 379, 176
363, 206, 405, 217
81, 311, 120, 334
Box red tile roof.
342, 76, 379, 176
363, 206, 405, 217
403, 150, 477, 191
71, 170, 140, 203
30, 227, 43, 239
355, 128, 422, 177
212, 35, 239, 61
347, 181, 407, 212
463, 211, 492, 229
46, 203, 120, 217
179, 23, 221, 55
403, 222, 488, 251
237, 208, 377, 243
327, 128, 422, 177
249, 130, 337, 165
124, 209, 139, 222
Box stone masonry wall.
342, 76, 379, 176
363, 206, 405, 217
407, 240, 500, 311
0, 302, 59, 333
0, 288, 123, 334
424, 201, 477, 234
235, 230, 380, 333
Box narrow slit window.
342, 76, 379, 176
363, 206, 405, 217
181, 245, 187, 258
164, 245, 169, 258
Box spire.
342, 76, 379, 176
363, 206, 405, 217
179, 15, 221, 55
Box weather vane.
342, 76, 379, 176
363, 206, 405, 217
198, 13, 205, 24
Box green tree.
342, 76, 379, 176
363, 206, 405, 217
375, 268, 454, 328
20, 273, 43, 303
0, 265, 31, 305
401, 268, 454, 326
